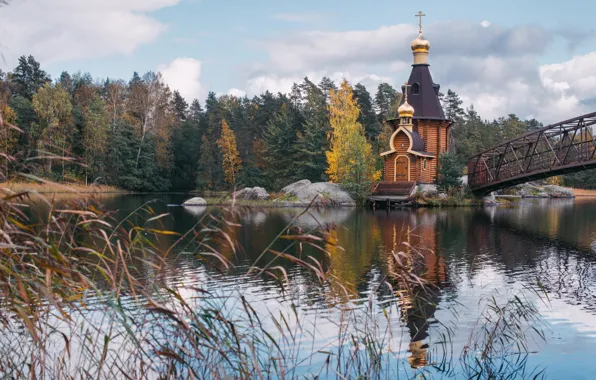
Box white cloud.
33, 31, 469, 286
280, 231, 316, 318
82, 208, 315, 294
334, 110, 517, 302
227, 88, 246, 98
239, 20, 595, 123
158, 58, 204, 101
0, 0, 179, 69
243, 70, 392, 98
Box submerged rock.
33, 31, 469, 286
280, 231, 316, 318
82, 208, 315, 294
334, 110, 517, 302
183, 197, 207, 206
232, 187, 270, 201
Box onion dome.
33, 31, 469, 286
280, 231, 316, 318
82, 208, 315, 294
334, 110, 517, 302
398, 100, 415, 118
411, 34, 430, 53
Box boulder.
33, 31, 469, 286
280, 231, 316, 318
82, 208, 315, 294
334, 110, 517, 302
418, 183, 439, 198
183, 197, 207, 206
281, 179, 312, 196
280, 180, 356, 207
519, 183, 543, 197
543, 185, 575, 198
483, 192, 499, 206
232, 187, 270, 201
438, 193, 448, 200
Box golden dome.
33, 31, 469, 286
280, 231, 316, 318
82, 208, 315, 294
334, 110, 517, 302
398, 101, 415, 118
411, 33, 430, 53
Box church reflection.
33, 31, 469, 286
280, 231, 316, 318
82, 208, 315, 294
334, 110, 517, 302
373, 210, 448, 368
320, 209, 450, 368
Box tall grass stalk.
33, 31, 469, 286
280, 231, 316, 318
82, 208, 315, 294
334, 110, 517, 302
0, 123, 550, 378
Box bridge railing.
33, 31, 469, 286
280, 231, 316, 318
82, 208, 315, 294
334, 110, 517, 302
468, 111, 596, 192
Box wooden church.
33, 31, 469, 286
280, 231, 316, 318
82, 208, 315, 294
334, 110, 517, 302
372, 12, 452, 201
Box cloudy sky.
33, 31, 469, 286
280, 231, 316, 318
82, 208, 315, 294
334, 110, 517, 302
0, 0, 595, 122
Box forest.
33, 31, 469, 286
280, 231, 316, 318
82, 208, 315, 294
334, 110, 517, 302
1, 55, 594, 192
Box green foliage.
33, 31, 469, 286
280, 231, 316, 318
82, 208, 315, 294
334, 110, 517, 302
262, 103, 299, 190
436, 152, 463, 193
563, 168, 596, 189
326, 80, 380, 202
353, 83, 379, 140
11, 55, 51, 99
196, 135, 217, 190
5, 54, 595, 193
374, 83, 397, 123
105, 121, 170, 191
295, 77, 329, 182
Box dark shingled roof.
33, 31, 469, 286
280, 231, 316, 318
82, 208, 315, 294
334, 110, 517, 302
396, 64, 447, 121
403, 128, 435, 157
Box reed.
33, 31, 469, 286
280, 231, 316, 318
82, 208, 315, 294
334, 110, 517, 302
0, 126, 550, 379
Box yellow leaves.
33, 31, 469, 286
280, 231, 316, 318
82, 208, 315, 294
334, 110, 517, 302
0, 104, 19, 157
325, 80, 378, 188
216, 120, 242, 185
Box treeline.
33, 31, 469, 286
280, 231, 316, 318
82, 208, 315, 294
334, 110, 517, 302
0, 55, 593, 191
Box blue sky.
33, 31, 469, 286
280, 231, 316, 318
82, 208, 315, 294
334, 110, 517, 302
1, 0, 595, 121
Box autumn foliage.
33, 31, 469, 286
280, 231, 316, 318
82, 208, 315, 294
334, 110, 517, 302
326, 80, 380, 198
217, 120, 242, 185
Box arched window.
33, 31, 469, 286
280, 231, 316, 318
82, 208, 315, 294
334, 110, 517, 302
412, 82, 420, 95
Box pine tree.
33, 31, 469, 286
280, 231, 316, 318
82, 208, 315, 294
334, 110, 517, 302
172, 90, 188, 122
11, 55, 51, 99
318, 76, 337, 103
374, 83, 397, 123
326, 80, 380, 200
216, 120, 242, 186
353, 83, 379, 141
436, 152, 463, 193
263, 103, 298, 189
196, 135, 216, 189
444, 89, 465, 123
295, 78, 329, 181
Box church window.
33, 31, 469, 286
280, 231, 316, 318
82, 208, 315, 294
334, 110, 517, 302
423, 159, 427, 170
412, 82, 420, 95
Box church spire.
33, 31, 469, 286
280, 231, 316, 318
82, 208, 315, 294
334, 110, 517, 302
411, 11, 430, 65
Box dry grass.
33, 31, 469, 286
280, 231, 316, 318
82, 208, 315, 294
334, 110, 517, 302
1, 180, 126, 194
569, 187, 596, 197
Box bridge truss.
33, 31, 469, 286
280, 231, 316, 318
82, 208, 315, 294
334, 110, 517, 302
468, 112, 596, 194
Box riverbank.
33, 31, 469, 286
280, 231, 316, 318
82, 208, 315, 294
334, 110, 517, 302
1, 181, 126, 194
570, 188, 596, 197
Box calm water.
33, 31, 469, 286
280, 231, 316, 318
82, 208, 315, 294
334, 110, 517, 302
22, 195, 596, 378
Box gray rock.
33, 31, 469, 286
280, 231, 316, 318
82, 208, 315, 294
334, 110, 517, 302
183, 197, 207, 206
183, 205, 207, 216
483, 192, 499, 205
281, 179, 312, 196
281, 180, 356, 207
418, 184, 438, 195
232, 187, 270, 201
519, 183, 542, 197
543, 185, 575, 198
438, 193, 448, 200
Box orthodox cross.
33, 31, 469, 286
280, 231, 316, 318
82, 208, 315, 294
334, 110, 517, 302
415, 11, 426, 34
403, 82, 411, 102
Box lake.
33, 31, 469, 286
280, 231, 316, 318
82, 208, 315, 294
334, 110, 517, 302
10, 195, 596, 378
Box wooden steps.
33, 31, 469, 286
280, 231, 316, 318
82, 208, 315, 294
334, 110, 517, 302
371, 181, 416, 197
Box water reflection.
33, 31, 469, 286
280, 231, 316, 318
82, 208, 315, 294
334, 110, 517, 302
19, 194, 596, 376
